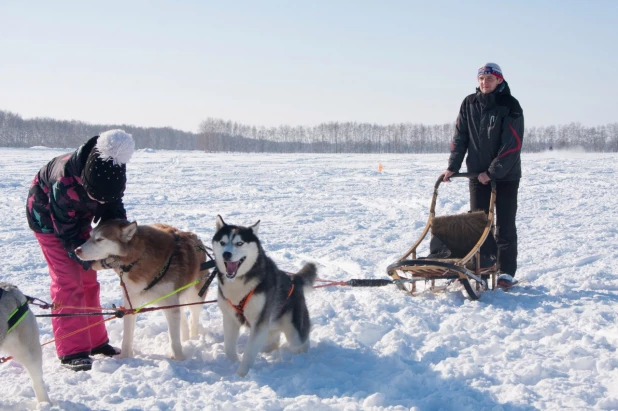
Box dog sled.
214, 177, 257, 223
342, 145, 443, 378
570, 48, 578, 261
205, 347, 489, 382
387, 173, 500, 300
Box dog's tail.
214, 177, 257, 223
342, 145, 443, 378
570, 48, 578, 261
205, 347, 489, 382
293, 263, 317, 294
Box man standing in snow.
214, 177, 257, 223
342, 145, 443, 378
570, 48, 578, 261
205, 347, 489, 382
26, 130, 135, 371
441, 63, 524, 288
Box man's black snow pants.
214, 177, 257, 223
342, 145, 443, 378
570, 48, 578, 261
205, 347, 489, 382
469, 179, 520, 276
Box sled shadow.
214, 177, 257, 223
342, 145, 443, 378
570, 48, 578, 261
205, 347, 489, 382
481, 283, 618, 312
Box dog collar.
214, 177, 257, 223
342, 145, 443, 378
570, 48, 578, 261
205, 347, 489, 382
119, 260, 139, 273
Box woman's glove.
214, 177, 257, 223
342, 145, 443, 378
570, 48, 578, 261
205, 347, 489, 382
68, 251, 93, 271
100, 256, 121, 270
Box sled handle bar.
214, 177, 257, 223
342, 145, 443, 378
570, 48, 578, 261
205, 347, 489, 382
435, 173, 496, 190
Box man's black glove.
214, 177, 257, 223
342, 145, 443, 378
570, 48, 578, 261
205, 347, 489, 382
68, 251, 93, 271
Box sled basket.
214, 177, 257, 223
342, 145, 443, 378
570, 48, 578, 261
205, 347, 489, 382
387, 173, 500, 300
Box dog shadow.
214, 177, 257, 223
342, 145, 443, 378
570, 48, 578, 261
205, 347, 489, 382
247, 341, 536, 410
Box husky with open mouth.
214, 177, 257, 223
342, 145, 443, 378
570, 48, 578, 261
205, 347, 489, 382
212, 215, 317, 377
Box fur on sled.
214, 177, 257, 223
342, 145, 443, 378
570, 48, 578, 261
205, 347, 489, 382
430, 211, 489, 258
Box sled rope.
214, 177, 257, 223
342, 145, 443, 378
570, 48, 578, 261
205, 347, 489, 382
32, 297, 220, 318
22, 265, 219, 320
1, 315, 118, 365
40, 316, 118, 347
25, 275, 401, 319
134, 280, 202, 313
129, 265, 217, 313
35, 311, 123, 318
24, 295, 127, 316
313, 278, 401, 288
122, 251, 216, 309
1, 298, 222, 365
114, 299, 218, 319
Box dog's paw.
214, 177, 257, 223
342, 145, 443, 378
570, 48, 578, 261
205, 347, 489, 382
170, 352, 185, 361
116, 347, 133, 359
225, 352, 239, 363
261, 342, 280, 353
236, 366, 249, 378
115, 351, 132, 359
284, 340, 310, 354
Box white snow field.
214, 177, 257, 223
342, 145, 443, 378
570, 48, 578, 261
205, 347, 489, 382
1, 148, 617, 410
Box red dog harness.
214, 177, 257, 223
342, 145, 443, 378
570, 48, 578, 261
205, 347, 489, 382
227, 284, 295, 325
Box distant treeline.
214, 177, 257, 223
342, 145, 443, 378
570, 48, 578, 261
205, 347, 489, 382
0, 110, 199, 150
198, 118, 618, 153
1, 110, 617, 153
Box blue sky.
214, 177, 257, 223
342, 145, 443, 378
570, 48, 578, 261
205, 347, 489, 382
1, 0, 616, 133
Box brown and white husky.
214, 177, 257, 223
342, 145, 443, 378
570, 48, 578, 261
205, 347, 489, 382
75, 219, 208, 360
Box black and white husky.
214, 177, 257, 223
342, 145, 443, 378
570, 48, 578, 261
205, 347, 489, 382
0, 282, 50, 403
212, 216, 317, 377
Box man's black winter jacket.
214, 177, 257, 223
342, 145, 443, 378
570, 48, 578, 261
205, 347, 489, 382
447, 81, 524, 181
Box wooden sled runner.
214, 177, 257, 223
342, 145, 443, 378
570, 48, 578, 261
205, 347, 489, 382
387, 173, 500, 300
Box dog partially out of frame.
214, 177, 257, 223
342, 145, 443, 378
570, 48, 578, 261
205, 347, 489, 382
212, 215, 317, 377
75, 219, 208, 360
0, 282, 50, 403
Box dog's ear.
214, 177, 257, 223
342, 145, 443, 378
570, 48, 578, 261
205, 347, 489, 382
121, 221, 138, 243
250, 220, 260, 235
216, 215, 226, 231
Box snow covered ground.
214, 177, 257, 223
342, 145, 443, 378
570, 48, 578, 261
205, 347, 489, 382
1, 148, 617, 410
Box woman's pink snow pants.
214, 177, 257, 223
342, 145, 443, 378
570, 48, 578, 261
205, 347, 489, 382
35, 232, 109, 358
